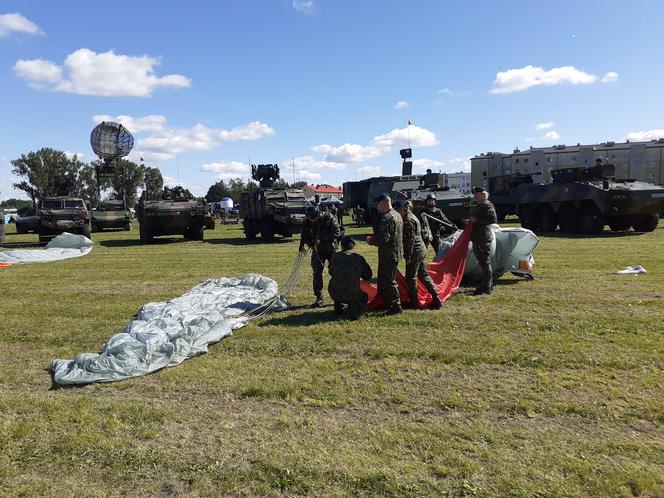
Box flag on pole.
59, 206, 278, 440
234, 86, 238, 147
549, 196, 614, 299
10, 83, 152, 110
140, 156, 144, 162
408, 120, 412, 126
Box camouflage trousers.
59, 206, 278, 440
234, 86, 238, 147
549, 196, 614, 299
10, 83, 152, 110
405, 255, 438, 304
472, 240, 493, 290
377, 257, 400, 308
311, 248, 335, 298
426, 235, 441, 255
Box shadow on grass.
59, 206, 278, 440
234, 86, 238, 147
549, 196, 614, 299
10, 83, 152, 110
538, 230, 648, 239
260, 308, 343, 327
205, 237, 295, 246
99, 237, 208, 247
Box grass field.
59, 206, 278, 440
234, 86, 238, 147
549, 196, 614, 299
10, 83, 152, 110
1, 218, 663, 497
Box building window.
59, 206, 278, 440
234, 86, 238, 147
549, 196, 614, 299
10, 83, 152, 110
547, 157, 552, 163
515, 159, 520, 164
524, 158, 528, 163
572, 156, 576, 161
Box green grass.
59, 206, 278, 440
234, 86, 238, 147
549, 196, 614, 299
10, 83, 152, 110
1, 219, 663, 497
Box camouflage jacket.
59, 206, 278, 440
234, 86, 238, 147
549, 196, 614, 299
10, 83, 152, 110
470, 200, 497, 243
328, 250, 373, 300
376, 208, 403, 262
300, 212, 340, 252
403, 211, 427, 261
422, 207, 454, 237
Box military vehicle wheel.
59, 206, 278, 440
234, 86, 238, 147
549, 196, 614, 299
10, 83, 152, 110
579, 207, 605, 234
139, 224, 153, 244
260, 222, 275, 242
632, 213, 659, 232
558, 206, 579, 233
82, 224, 91, 239
536, 207, 558, 232
124, 223, 132, 231
608, 216, 632, 232
518, 206, 537, 230
244, 220, 257, 239
194, 227, 204, 241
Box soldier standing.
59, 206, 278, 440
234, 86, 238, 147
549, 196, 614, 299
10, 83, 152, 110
395, 200, 442, 310
299, 205, 340, 307
469, 186, 498, 295
420, 192, 455, 254
368, 192, 403, 315
328, 236, 373, 320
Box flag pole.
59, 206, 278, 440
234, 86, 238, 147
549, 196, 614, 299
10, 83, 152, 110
407, 120, 412, 149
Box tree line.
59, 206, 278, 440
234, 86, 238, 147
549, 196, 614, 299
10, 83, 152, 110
204, 179, 308, 203
10, 148, 164, 210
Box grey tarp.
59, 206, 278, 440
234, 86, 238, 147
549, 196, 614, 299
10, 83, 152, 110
51, 274, 287, 385
0, 232, 93, 264
435, 225, 539, 282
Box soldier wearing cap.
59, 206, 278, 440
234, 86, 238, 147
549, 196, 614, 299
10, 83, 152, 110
395, 199, 443, 310
299, 204, 341, 307
328, 236, 373, 320
470, 186, 498, 295
420, 192, 455, 254
368, 192, 403, 315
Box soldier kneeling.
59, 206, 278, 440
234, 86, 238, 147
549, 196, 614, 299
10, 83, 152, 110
328, 236, 373, 320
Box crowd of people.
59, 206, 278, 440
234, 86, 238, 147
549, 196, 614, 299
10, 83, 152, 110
298, 187, 498, 320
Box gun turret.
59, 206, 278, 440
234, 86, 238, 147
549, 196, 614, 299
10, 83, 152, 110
251, 164, 280, 188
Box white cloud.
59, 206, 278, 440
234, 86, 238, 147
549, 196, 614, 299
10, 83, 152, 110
356, 166, 381, 177
448, 157, 471, 172
437, 88, 455, 96
15, 48, 191, 97
63, 151, 86, 161
138, 124, 218, 160
201, 160, 250, 180
311, 143, 384, 163
413, 158, 444, 171
541, 131, 561, 141
295, 170, 321, 181
626, 129, 664, 141
219, 121, 275, 141
394, 100, 410, 109
93, 114, 167, 133
289, 155, 346, 171
373, 124, 439, 148
293, 0, 315, 13
0, 13, 43, 38
490, 65, 598, 94
601, 71, 619, 84
535, 121, 554, 130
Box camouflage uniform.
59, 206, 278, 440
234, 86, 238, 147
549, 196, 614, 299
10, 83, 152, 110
375, 208, 403, 308
422, 206, 454, 253
403, 211, 440, 306
470, 200, 498, 291
300, 211, 340, 300
328, 249, 372, 317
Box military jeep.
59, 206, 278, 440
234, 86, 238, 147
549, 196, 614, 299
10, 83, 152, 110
37, 196, 91, 243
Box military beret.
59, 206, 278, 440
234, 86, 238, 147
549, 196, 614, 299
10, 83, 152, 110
305, 205, 320, 217
340, 235, 355, 247
373, 192, 391, 203
392, 199, 405, 210
472, 186, 487, 193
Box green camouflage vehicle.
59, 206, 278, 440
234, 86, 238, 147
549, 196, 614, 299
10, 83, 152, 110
37, 196, 91, 243
91, 200, 132, 232
240, 164, 307, 242
137, 186, 206, 244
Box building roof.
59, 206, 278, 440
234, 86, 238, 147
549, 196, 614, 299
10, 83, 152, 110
306, 185, 343, 194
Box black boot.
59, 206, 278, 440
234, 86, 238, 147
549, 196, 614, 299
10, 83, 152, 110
473, 287, 491, 296
384, 304, 403, 316
429, 295, 443, 309
311, 296, 325, 308
333, 302, 344, 316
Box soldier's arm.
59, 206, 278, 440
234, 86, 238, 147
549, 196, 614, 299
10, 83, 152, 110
376, 215, 393, 246
358, 255, 373, 281
475, 204, 497, 225
403, 218, 415, 259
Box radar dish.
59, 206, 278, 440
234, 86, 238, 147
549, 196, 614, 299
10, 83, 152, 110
90, 121, 134, 160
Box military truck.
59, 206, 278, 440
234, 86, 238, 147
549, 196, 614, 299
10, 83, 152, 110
91, 200, 132, 232
37, 196, 92, 243
239, 164, 307, 242
488, 164, 664, 233
343, 173, 470, 227
15, 215, 40, 234
137, 186, 207, 243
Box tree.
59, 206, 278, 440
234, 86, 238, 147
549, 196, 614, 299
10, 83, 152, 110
109, 159, 144, 207
143, 166, 164, 201
205, 180, 230, 202
79, 161, 111, 207
0, 198, 34, 216
11, 148, 80, 210
291, 181, 308, 189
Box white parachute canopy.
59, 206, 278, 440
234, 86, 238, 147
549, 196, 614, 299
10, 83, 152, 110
0, 232, 93, 265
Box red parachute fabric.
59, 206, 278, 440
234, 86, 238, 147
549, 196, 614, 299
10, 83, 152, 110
360, 223, 473, 309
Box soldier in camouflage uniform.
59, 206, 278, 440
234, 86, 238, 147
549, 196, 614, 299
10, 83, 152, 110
299, 205, 341, 307
420, 192, 455, 254
368, 192, 403, 315
395, 200, 443, 310
328, 236, 373, 320
470, 186, 498, 295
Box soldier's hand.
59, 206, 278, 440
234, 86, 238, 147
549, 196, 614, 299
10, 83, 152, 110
470, 216, 476, 223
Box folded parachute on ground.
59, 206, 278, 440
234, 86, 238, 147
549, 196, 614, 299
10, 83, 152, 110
0, 232, 93, 265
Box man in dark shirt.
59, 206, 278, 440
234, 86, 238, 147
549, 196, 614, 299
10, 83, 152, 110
470, 186, 498, 295
328, 236, 373, 320
299, 205, 341, 307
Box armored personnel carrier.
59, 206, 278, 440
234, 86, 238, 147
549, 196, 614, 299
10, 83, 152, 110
343, 173, 470, 226
488, 164, 664, 233
91, 200, 132, 232
137, 186, 206, 243
239, 164, 307, 242
37, 196, 91, 243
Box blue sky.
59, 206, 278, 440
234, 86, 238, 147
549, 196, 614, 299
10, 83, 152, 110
1, 0, 663, 199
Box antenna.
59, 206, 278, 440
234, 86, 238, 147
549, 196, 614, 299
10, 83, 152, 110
90, 121, 134, 209
292, 157, 296, 184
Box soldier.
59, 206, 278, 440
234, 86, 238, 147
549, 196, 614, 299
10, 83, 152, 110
420, 192, 455, 254
395, 199, 442, 310
299, 205, 340, 307
469, 186, 498, 295
368, 192, 403, 315
328, 236, 373, 320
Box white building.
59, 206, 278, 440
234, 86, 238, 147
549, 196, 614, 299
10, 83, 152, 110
443, 172, 471, 192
